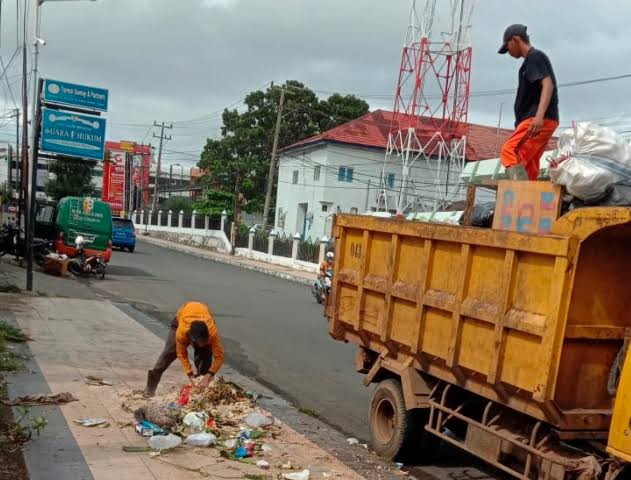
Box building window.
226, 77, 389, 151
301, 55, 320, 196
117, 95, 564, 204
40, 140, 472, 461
313, 166, 320, 181
350, 207, 358, 215
386, 173, 395, 188
321, 204, 328, 212
292, 170, 299, 184
338, 166, 354, 183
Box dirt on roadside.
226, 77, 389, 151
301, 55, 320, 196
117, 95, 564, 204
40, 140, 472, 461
0, 392, 28, 480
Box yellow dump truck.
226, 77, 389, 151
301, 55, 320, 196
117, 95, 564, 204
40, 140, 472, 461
327, 207, 631, 480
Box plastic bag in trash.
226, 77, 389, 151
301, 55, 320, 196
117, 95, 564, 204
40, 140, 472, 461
183, 412, 208, 432
148, 433, 182, 451
224, 438, 238, 449
244, 411, 273, 428
257, 460, 270, 469
282, 470, 311, 480
550, 122, 631, 201
470, 202, 495, 228
185, 432, 217, 447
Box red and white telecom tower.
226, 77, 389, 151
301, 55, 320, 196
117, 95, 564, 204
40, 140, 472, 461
379, 0, 474, 214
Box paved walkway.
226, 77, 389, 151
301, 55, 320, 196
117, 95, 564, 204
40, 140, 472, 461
1, 294, 367, 480
138, 235, 315, 286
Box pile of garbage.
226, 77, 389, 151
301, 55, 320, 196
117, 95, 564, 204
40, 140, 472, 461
550, 122, 631, 205
119, 378, 313, 479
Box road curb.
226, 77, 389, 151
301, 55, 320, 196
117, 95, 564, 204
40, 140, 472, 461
138, 236, 313, 286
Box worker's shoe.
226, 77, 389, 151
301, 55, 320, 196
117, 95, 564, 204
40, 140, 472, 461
505, 164, 529, 181
144, 370, 161, 397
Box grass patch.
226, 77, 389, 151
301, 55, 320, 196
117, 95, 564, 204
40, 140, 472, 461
0, 321, 27, 343
244, 475, 271, 480
298, 406, 320, 418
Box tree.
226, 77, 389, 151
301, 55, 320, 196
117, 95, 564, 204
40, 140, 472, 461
193, 189, 233, 218
198, 81, 369, 227
45, 157, 96, 202
163, 196, 194, 215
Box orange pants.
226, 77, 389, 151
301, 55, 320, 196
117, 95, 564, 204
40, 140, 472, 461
501, 118, 558, 180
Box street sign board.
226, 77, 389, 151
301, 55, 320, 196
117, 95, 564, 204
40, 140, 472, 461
41, 108, 107, 161
43, 79, 109, 112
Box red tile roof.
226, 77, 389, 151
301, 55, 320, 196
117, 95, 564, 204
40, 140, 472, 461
283, 109, 557, 162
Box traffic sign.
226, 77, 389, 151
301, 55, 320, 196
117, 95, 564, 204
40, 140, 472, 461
41, 108, 107, 161
43, 79, 109, 112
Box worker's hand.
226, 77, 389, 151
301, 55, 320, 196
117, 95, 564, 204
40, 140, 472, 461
187, 371, 199, 381
527, 115, 544, 137
196, 373, 214, 389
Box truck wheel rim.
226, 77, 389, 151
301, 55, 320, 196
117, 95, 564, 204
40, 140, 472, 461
374, 398, 396, 444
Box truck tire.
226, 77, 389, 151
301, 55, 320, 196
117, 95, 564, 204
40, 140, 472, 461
369, 378, 433, 462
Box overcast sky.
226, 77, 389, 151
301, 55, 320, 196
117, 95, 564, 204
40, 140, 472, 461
1, 0, 631, 168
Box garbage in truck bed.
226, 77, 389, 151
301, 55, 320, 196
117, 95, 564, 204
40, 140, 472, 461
550, 122, 631, 201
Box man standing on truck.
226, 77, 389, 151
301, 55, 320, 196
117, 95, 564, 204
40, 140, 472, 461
318, 251, 335, 303
498, 24, 559, 181
145, 301, 224, 396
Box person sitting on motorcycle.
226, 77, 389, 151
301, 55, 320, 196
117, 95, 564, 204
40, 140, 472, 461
318, 251, 335, 302
145, 301, 225, 397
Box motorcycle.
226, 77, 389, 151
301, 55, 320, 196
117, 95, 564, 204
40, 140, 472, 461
68, 237, 106, 280
0, 223, 21, 260
312, 269, 333, 304
1, 223, 54, 266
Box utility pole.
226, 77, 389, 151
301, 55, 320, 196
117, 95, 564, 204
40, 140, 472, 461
20, 42, 28, 229
13, 108, 20, 224
262, 85, 286, 230
151, 121, 172, 211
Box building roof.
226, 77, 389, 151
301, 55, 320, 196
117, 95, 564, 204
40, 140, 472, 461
283, 109, 557, 162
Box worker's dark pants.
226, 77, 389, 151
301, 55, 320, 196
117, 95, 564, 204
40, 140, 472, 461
146, 319, 213, 394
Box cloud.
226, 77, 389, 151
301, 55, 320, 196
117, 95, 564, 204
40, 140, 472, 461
0, 0, 630, 166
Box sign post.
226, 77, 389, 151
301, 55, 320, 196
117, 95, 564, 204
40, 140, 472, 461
26, 78, 109, 291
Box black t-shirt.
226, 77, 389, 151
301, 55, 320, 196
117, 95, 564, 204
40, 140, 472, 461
514, 48, 559, 126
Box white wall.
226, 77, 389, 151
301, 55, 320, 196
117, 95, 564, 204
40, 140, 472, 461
275, 143, 465, 238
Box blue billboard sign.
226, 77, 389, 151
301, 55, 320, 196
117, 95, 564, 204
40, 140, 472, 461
43, 79, 109, 112
41, 108, 107, 161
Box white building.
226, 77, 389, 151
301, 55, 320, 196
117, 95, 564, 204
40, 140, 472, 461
275, 110, 554, 238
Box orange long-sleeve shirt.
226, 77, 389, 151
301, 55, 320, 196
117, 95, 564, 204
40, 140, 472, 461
175, 302, 224, 376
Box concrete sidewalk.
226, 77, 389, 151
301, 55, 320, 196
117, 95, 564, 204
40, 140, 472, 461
1, 294, 373, 480
138, 235, 315, 286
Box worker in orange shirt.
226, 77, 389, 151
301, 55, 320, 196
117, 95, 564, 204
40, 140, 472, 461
498, 24, 559, 181
145, 301, 224, 397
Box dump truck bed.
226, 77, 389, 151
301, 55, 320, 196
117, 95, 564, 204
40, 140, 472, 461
327, 208, 631, 433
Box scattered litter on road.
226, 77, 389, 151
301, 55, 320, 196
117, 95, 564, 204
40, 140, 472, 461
122, 445, 153, 453
73, 418, 110, 428
134, 420, 165, 436
257, 459, 270, 469
223, 438, 238, 449
261, 443, 273, 453
84, 376, 112, 386
185, 432, 217, 447
346, 437, 359, 445
245, 410, 273, 428
282, 469, 311, 480
182, 411, 208, 432
281, 461, 293, 469
176, 384, 192, 406
148, 433, 182, 451
4, 392, 78, 406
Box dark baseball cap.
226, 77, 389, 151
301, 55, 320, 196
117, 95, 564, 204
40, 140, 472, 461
498, 24, 528, 54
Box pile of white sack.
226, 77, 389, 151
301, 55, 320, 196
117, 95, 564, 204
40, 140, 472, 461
550, 122, 631, 202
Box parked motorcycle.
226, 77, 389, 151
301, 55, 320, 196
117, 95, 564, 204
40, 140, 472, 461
0, 223, 21, 260
68, 236, 106, 280
312, 269, 333, 304
1, 223, 55, 266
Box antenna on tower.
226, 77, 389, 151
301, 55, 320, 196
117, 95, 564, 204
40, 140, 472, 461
378, 0, 475, 215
